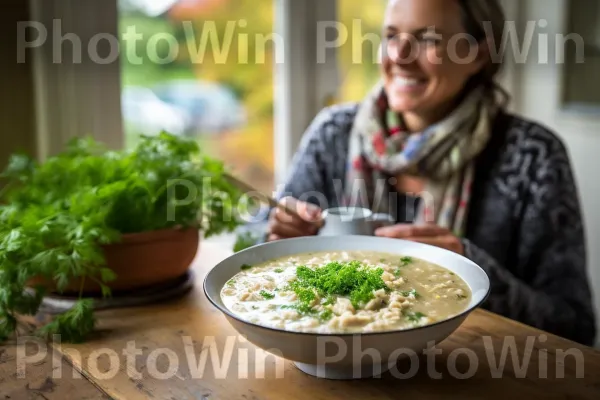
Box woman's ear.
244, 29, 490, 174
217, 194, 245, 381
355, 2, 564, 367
474, 37, 492, 73
464, 38, 491, 77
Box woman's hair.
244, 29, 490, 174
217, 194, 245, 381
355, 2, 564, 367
457, 0, 511, 107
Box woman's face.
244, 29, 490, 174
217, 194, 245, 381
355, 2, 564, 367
381, 0, 487, 117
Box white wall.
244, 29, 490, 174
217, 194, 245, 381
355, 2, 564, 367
30, 0, 124, 158
510, 0, 600, 346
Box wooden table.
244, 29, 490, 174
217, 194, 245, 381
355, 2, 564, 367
2, 237, 600, 399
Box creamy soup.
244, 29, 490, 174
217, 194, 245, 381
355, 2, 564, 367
220, 251, 471, 334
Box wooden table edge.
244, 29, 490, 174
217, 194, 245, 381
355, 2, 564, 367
473, 308, 600, 353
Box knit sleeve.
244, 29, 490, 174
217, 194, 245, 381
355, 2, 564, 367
463, 144, 596, 346
275, 104, 355, 207
275, 113, 328, 203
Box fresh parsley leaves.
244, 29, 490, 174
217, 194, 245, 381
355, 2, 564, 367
403, 310, 426, 323
0, 133, 247, 343
394, 256, 413, 276
319, 309, 333, 321
233, 231, 258, 253
36, 299, 96, 344
401, 289, 420, 298
285, 261, 389, 316
259, 290, 275, 300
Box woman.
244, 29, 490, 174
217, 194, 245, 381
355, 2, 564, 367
266, 0, 597, 346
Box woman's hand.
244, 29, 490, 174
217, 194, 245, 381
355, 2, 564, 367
267, 197, 323, 241
374, 224, 465, 255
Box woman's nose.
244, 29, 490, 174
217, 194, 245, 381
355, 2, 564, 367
386, 35, 417, 64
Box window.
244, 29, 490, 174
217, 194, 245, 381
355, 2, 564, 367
562, 0, 600, 110
336, 0, 387, 102
118, 0, 275, 193
30, 0, 341, 193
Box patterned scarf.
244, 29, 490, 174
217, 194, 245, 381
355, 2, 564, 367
343, 82, 496, 237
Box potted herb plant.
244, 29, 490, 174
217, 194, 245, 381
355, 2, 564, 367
0, 133, 247, 343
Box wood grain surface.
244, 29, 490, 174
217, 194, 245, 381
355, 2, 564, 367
3, 238, 599, 400
0, 338, 109, 399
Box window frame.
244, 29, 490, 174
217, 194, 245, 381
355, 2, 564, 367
273, 0, 339, 187
29, 0, 124, 159
29, 0, 340, 189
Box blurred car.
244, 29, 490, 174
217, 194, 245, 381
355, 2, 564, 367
152, 80, 247, 135
121, 86, 189, 137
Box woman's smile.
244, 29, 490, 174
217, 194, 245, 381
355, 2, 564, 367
381, 0, 490, 131
388, 71, 429, 94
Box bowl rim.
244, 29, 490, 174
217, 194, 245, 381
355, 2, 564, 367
203, 235, 491, 337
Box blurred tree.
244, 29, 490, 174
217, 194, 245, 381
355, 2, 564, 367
119, 0, 387, 193
171, 0, 274, 111
168, 0, 275, 191
337, 0, 387, 101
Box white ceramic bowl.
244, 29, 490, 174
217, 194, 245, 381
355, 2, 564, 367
204, 235, 490, 379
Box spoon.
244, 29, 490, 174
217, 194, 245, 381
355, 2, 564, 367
223, 173, 321, 226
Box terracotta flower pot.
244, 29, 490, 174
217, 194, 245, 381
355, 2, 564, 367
30, 227, 200, 295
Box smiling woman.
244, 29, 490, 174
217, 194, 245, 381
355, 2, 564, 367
267, 0, 597, 346
380, 0, 504, 132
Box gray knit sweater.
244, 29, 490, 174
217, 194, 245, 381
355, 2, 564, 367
276, 103, 597, 346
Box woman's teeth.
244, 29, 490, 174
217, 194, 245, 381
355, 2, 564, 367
394, 77, 423, 87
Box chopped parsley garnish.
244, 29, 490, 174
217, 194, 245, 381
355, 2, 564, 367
274, 268, 284, 273
281, 304, 334, 321
319, 309, 333, 321
456, 294, 468, 300
394, 257, 413, 276
241, 264, 253, 270
285, 261, 389, 314
401, 289, 420, 298
281, 303, 316, 315
322, 295, 335, 306
259, 290, 275, 300
226, 279, 236, 287
403, 310, 426, 322
251, 305, 259, 310
379, 258, 387, 263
